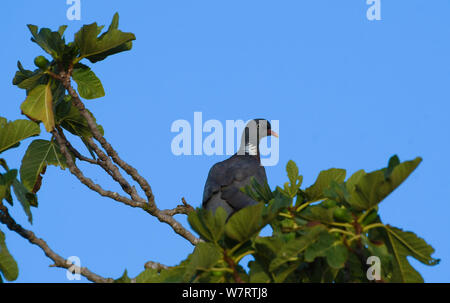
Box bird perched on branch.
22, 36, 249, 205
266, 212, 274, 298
202, 119, 278, 218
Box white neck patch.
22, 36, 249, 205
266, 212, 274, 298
245, 143, 258, 156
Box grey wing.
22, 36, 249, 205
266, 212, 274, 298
202, 156, 267, 215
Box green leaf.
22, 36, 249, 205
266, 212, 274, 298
187, 207, 227, 243
269, 225, 327, 271
157, 266, 187, 283
56, 102, 104, 139
72, 65, 105, 99
225, 203, 266, 242
58, 25, 68, 37
184, 242, 222, 281
323, 180, 351, 204
114, 269, 131, 283
0, 159, 7, 171
304, 232, 336, 263
286, 160, 299, 185
263, 192, 292, 219
135, 268, 160, 283
20, 139, 67, 193
0, 170, 17, 205
12, 179, 37, 223
12, 61, 47, 92
385, 155, 400, 179
248, 260, 271, 283
383, 226, 439, 283
305, 168, 346, 201
273, 261, 302, 283
0, 119, 40, 154
299, 205, 334, 224
243, 177, 274, 203
345, 169, 366, 193
364, 236, 393, 281
254, 237, 284, 261
27, 25, 65, 59
325, 242, 348, 269
284, 160, 303, 198
348, 157, 422, 211
0, 230, 19, 281
21, 84, 55, 132
74, 13, 135, 63
387, 226, 439, 265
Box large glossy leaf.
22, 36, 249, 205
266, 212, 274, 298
0, 170, 17, 205
74, 13, 135, 63
56, 102, 104, 139
305, 168, 346, 201
345, 169, 366, 193
184, 242, 222, 281
188, 207, 227, 243
12, 61, 46, 91
21, 84, 55, 132
0, 231, 19, 282
298, 205, 334, 224
27, 25, 65, 59
0, 119, 40, 154
20, 139, 67, 192
364, 235, 393, 281
325, 242, 348, 269
225, 203, 266, 242
269, 225, 327, 271
72, 65, 105, 99
304, 232, 336, 263
387, 226, 439, 265
384, 231, 421, 282
13, 61, 34, 88
348, 157, 422, 211
249, 260, 271, 283
12, 179, 37, 223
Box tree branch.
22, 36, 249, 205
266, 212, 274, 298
61, 68, 156, 208
0, 203, 112, 283
53, 71, 201, 246
52, 129, 146, 209
161, 198, 195, 216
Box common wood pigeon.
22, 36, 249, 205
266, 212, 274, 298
202, 119, 278, 218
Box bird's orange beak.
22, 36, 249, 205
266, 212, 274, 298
269, 130, 279, 138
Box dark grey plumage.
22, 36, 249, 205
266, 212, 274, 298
202, 119, 277, 217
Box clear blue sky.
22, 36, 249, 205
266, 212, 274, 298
1, 0, 449, 282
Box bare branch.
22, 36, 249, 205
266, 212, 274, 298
0, 203, 113, 283
56, 126, 98, 165
52, 130, 146, 209
161, 197, 195, 216
61, 70, 156, 208
84, 137, 143, 202
55, 72, 200, 246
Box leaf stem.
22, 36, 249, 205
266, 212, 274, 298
234, 250, 255, 264
329, 228, 355, 237
362, 223, 385, 233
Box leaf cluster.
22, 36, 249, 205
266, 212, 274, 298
125, 156, 439, 283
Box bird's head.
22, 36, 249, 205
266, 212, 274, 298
252, 119, 279, 139
239, 119, 278, 156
